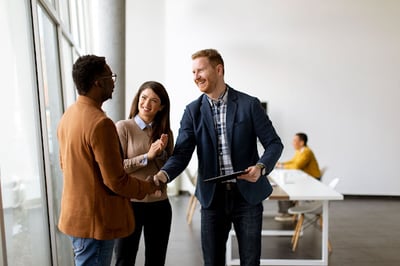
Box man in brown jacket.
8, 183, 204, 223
57, 55, 160, 265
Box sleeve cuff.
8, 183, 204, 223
140, 154, 148, 166
160, 170, 170, 182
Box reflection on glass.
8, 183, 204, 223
0, 168, 7, 265
0, 1, 51, 265
61, 37, 76, 107
59, 0, 71, 32
69, 0, 81, 47
37, 5, 74, 266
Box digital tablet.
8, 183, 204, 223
203, 170, 248, 183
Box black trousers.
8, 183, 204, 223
114, 199, 172, 266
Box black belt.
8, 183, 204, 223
219, 182, 236, 191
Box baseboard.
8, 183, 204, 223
343, 194, 400, 200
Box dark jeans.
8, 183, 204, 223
201, 183, 263, 266
114, 199, 172, 266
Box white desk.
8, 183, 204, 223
226, 169, 343, 266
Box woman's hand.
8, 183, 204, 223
147, 134, 169, 160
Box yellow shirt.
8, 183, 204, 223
283, 146, 321, 178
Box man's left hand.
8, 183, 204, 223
237, 166, 262, 183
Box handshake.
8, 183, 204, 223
146, 171, 168, 197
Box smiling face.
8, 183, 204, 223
192, 56, 223, 97
137, 88, 163, 124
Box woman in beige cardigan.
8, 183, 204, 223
114, 81, 174, 266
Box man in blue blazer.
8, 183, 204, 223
154, 49, 283, 266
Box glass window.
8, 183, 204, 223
58, 0, 71, 32
69, 0, 81, 47
0, 1, 51, 265
61, 36, 76, 108
2, 0, 97, 264
37, 4, 74, 266
47, 0, 56, 7
76, 0, 87, 51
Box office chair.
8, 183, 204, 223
319, 166, 328, 178
288, 178, 340, 252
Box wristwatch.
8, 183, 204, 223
256, 163, 266, 176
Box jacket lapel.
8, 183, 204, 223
200, 96, 218, 150
226, 88, 237, 148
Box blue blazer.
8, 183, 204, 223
162, 86, 283, 208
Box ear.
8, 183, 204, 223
94, 80, 103, 88
216, 64, 224, 75
159, 105, 165, 111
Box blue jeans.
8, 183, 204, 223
201, 183, 263, 266
69, 236, 115, 266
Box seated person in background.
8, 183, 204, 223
275, 132, 321, 221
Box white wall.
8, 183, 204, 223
127, 0, 400, 195
125, 0, 166, 114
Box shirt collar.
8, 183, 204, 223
207, 86, 229, 106
134, 115, 152, 130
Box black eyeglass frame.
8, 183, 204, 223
98, 73, 117, 83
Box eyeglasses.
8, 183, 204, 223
99, 73, 117, 83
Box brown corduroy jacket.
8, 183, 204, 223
57, 96, 155, 240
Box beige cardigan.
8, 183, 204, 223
57, 96, 155, 240
115, 118, 169, 202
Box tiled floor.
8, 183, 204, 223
134, 194, 400, 266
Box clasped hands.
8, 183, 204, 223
146, 171, 168, 197
147, 133, 168, 160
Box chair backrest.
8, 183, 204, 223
320, 166, 328, 177
328, 178, 340, 189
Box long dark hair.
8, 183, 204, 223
128, 81, 174, 155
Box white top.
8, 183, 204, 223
269, 169, 344, 201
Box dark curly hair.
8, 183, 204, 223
72, 55, 107, 95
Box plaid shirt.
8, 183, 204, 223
209, 89, 234, 177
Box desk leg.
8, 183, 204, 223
321, 201, 329, 266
